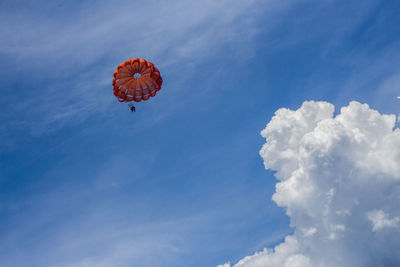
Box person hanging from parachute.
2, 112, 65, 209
112, 58, 163, 112
128, 103, 136, 112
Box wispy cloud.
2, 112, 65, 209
1, 0, 307, 137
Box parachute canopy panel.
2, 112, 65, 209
113, 58, 163, 102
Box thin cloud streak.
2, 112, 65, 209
1, 0, 293, 136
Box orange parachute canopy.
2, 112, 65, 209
112, 58, 163, 102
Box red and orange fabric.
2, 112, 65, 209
112, 58, 163, 102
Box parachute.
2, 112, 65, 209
112, 58, 163, 103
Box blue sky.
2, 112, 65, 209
1, 0, 400, 266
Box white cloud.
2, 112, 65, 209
0, 0, 293, 135
222, 101, 400, 267
0, 0, 263, 68
367, 210, 400, 232
233, 236, 310, 267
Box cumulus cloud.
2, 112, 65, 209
221, 101, 400, 267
